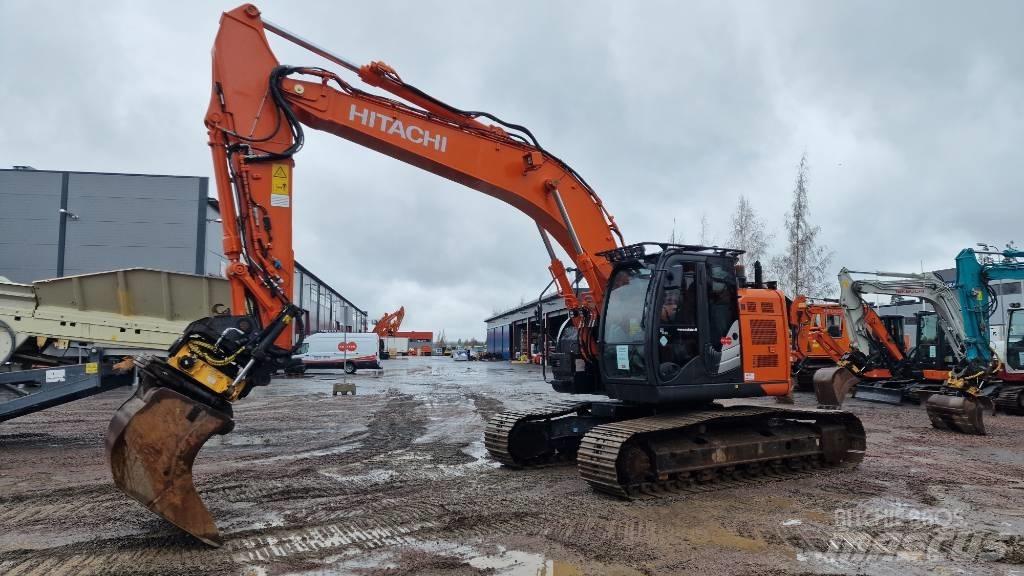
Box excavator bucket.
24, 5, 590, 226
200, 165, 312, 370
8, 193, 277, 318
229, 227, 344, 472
106, 382, 234, 546
925, 394, 989, 435
812, 366, 860, 408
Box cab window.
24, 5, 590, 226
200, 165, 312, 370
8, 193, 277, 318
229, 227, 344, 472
602, 266, 652, 379
706, 260, 738, 344
1009, 310, 1024, 342
826, 313, 843, 337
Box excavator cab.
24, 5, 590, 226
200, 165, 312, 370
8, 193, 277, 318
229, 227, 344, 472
909, 311, 952, 371
552, 244, 787, 403
599, 247, 746, 402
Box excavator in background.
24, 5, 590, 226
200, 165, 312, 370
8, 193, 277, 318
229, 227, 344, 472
924, 246, 1024, 433
788, 295, 851, 391
104, 4, 865, 547
372, 306, 404, 358
372, 306, 405, 337
812, 269, 962, 407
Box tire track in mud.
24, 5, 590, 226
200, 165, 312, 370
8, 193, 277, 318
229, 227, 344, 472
0, 533, 230, 576
0, 484, 124, 535
0, 392, 435, 574
208, 392, 431, 503
218, 389, 496, 570
225, 500, 452, 568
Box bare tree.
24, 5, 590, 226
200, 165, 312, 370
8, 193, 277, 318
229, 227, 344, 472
699, 213, 713, 246
770, 154, 833, 297
667, 217, 680, 244
728, 195, 773, 266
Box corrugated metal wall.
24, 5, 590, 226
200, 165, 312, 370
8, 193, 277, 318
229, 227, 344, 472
0, 170, 62, 281
62, 173, 204, 276
0, 169, 204, 282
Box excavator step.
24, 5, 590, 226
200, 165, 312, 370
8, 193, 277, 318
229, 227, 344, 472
484, 401, 591, 467
576, 406, 865, 499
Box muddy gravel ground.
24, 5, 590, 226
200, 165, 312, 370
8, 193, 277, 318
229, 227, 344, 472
2, 357, 1023, 575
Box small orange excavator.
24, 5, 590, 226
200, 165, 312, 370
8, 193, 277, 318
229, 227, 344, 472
788, 295, 851, 391
105, 5, 865, 547
372, 306, 405, 337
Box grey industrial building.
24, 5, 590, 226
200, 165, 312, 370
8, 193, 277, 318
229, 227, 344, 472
485, 268, 1024, 359
485, 290, 589, 360
0, 167, 366, 334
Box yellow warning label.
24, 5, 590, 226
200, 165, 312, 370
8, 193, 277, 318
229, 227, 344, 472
272, 164, 289, 194
271, 164, 290, 207
85, 362, 99, 374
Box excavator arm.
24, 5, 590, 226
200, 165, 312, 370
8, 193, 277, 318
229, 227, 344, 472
373, 307, 405, 337
106, 3, 624, 546
837, 269, 967, 367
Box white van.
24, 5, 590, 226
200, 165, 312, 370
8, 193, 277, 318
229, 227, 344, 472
294, 332, 382, 374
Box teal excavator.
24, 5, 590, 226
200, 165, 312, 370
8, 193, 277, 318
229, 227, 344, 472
925, 245, 1024, 434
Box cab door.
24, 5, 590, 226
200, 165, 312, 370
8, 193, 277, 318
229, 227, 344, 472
652, 256, 740, 385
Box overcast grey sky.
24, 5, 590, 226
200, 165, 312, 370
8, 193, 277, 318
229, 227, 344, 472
2, 1, 1021, 339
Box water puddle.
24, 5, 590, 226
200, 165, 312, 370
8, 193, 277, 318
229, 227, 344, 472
248, 443, 358, 464
320, 468, 398, 486
467, 547, 583, 575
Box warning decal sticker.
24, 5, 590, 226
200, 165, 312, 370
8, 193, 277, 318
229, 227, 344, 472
271, 164, 290, 207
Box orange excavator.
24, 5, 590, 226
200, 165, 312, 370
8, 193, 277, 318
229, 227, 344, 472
372, 306, 405, 358
788, 295, 851, 390
372, 306, 405, 337
105, 5, 865, 547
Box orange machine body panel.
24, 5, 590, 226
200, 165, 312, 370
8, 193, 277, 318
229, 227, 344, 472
796, 302, 850, 361
737, 287, 792, 396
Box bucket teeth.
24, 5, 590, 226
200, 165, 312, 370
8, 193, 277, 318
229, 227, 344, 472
106, 382, 234, 546
925, 394, 988, 435
813, 367, 860, 408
